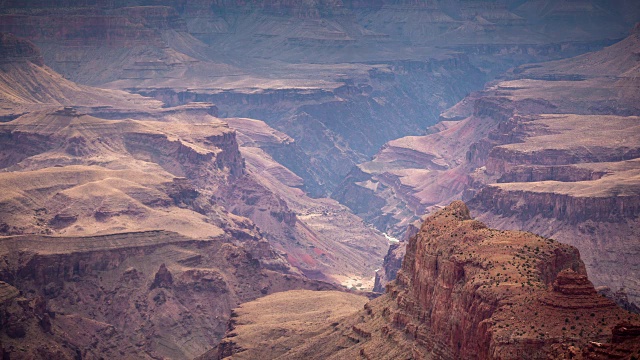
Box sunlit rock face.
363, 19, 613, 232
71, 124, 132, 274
213, 202, 640, 360
0, 23, 388, 359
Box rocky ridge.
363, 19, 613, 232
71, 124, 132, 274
0, 2, 639, 357
0, 230, 335, 359
337, 28, 640, 304
0, 32, 163, 122
0, 33, 389, 358
3, 1, 637, 196
216, 202, 640, 359
0, 36, 388, 289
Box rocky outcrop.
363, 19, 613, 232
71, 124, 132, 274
384, 201, 590, 359
372, 241, 404, 293
237, 202, 640, 360
497, 164, 609, 183
0, 230, 336, 359
218, 120, 389, 288
372, 220, 420, 292
0, 280, 152, 359
124, 128, 244, 181
539, 269, 616, 309
471, 184, 640, 224
332, 166, 387, 220
150, 263, 173, 290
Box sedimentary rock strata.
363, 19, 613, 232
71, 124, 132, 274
0, 230, 332, 359
217, 202, 640, 359
1, 2, 639, 358
338, 28, 640, 304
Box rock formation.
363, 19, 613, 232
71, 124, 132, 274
0, 230, 335, 359
150, 263, 173, 290
0, 35, 389, 289
216, 202, 640, 359
0, 31, 389, 357
3, 1, 637, 195
337, 27, 640, 305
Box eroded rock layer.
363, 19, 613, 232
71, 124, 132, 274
0, 38, 388, 358
0, 231, 334, 359
337, 28, 640, 304
217, 202, 640, 360
3, 1, 637, 195
0, 2, 639, 358
0, 37, 388, 289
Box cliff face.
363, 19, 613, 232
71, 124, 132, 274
0, 231, 334, 359
0, 40, 392, 358
0, 100, 383, 357
1, 2, 640, 358
0, 110, 243, 236
217, 202, 640, 360
2, 1, 636, 198
387, 201, 588, 359
0, 45, 388, 292
0, 31, 164, 122
0, 32, 42, 65
336, 30, 640, 305
0, 107, 387, 290
134, 52, 488, 196
372, 241, 405, 293
0, 4, 238, 86
215, 117, 388, 288
0, 281, 114, 359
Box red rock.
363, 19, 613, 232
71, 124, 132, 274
250, 202, 640, 360
336, 29, 640, 307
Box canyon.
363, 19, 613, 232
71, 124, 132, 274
2, 0, 638, 195
339, 25, 640, 307
0, 1, 639, 358
0, 30, 385, 358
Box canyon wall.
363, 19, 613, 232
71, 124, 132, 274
0, 37, 388, 292
2, 1, 636, 196
338, 29, 640, 305
216, 202, 640, 359
1, 3, 639, 358
0, 230, 334, 359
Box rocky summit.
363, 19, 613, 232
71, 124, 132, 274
217, 202, 640, 359
0, 1, 639, 359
